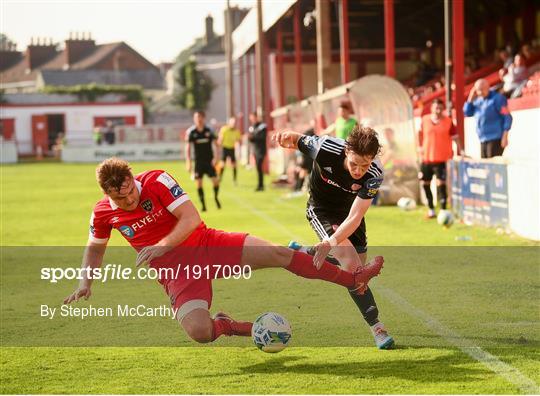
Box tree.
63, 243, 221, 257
174, 57, 215, 111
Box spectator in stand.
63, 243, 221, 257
499, 54, 528, 97
497, 48, 513, 70
520, 44, 534, 66
323, 101, 358, 139
103, 120, 116, 145
418, 99, 462, 218
464, 79, 513, 158
93, 126, 102, 145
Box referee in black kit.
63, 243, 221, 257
248, 112, 267, 192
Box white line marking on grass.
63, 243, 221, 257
378, 286, 540, 395
228, 194, 303, 243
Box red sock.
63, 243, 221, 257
212, 318, 232, 340
211, 318, 253, 341
286, 251, 354, 288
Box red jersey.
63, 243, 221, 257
89, 170, 194, 249
418, 115, 457, 163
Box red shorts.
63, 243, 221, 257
154, 224, 248, 320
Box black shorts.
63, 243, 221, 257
222, 148, 236, 162
419, 162, 447, 182
194, 162, 217, 179
306, 205, 367, 253
481, 139, 503, 158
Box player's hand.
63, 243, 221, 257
272, 131, 296, 149
136, 245, 173, 267
186, 161, 192, 173
63, 286, 91, 304
313, 240, 332, 270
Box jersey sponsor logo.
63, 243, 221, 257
119, 225, 135, 238
195, 138, 210, 143
157, 172, 177, 189
320, 174, 354, 194
323, 166, 333, 173
141, 199, 153, 212
170, 185, 183, 198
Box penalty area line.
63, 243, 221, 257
378, 286, 540, 395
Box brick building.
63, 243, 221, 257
0, 33, 163, 93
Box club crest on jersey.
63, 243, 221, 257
119, 225, 135, 238
170, 184, 183, 198
351, 183, 361, 191
141, 199, 153, 212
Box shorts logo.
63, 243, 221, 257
119, 225, 135, 238
141, 199, 153, 212
170, 185, 183, 198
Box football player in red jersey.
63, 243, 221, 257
64, 157, 383, 344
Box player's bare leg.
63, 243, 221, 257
211, 176, 221, 209
179, 307, 252, 343
240, 235, 382, 294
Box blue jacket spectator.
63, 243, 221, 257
463, 79, 513, 158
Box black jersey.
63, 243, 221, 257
298, 135, 384, 212
248, 122, 267, 158
187, 125, 216, 164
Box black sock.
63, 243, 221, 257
233, 167, 237, 182
348, 287, 379, 326
197, 187, 206, 210
214, 185, 221, 209
437, 184, 447, 210
423, 184, 434, 209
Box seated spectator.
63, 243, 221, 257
499, 54, 528, 97
497, 48, 513, 70
52, 133, 65, 159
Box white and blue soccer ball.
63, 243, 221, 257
397, 197, 417, 211
437, 210, 454, 227
252, 312, 292, 353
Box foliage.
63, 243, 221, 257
173, 57, 215, 111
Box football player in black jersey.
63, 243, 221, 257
273, 125, 394, 349
185, 111, 221, 212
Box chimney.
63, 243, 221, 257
25, 38, 57, 70
0, 39, 22, 71
205, 15, 215, 44
64, 32, 96, 67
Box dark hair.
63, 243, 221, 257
194, 110, 205, 117
96, 157, 133, 193
432, 98, 444, 106
339, 100, 352, 112
345, 126, 381, 157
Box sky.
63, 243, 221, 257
1, 0, 256, 64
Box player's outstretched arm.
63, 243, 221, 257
313, 197, 371, 269
272, 131, 303, 150
63, 241, 107, 304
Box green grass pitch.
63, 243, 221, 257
1, 161, 539, 394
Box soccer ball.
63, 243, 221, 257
251, 312, 292, 353
437, 210, 454, 227
397, 197, 417, 211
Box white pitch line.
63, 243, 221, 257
378, 286, 540, 395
